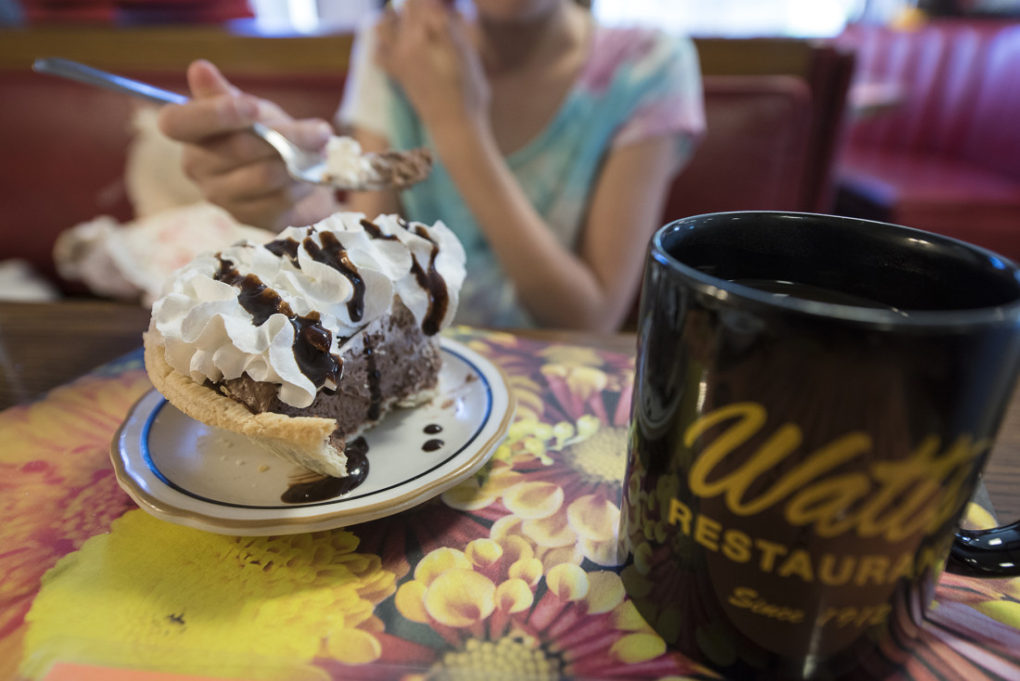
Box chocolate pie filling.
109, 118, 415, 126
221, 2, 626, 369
216, 303, 440, 438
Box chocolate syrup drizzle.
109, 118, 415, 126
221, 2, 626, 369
364, 337, 383, 422
269, 222, 450, 336
360, 218, 399, 241
301, 231, 366, 323
265, 237, 300, 261
216, 257, 293, 324
292, 312, 338, 389
409, 226, 449, 336
280, 437, 370, 503
214, 257, 340, 388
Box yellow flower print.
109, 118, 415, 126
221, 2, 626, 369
441, 410, 627, 563
502, 481, 565, 519
382, 534, 711, 680
445, 474, 622, 567
500, 413, 630, 509
424, 569, 497, 627
0, 368, 151, 677
20, 511, 396, 680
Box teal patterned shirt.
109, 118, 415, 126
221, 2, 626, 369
340, 22, 705, 328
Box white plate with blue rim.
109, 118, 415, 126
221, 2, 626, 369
111, 338, 513, 535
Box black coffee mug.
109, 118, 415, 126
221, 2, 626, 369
621, 212, 1020, 680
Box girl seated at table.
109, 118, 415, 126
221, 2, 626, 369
158, 0, 705, 330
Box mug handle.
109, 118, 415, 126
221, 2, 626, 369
947, 521, 1020, 576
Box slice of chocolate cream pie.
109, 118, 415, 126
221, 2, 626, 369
144, 212, 466, 480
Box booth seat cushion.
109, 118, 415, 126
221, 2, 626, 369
841, 148, 1020, 208
839, 147, 1020, 254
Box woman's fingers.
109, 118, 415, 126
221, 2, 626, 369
205, 160, 293, 202
402, 0, 451, 43
158, 94, 260, 143
155, 59, 331, 229
180, 132, 276, 178
181, 117, 332, 180
158, 59, 260, 143
418, 0, 452, 37
403, 0, 446, 26
186, 59, 238, 98
379, 0, 450, 52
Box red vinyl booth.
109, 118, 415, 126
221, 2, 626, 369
0, 69, 346, 288
833, 21, 1020, 260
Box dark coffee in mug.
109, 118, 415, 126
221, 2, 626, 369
621, 212, 1020, 680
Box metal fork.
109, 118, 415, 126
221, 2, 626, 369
32, 57, 335, 187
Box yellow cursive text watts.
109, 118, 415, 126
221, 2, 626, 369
683, 402, 988, 543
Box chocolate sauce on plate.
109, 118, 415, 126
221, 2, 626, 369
280, 437, 370, 503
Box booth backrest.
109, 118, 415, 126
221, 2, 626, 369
661, 75, 812, 220
694, 37, 855, 212
834, 20, 1020, 179
963, 25, 1020, 179
1, 69, 347, 286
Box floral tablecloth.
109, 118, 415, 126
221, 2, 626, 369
2, 328, 1020, 681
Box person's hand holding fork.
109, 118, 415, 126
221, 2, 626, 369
375, 0, 492, 152
158, 60, 336, 231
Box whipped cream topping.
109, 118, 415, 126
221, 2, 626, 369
323, 136, 380, 188
151, 212, 466, 408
